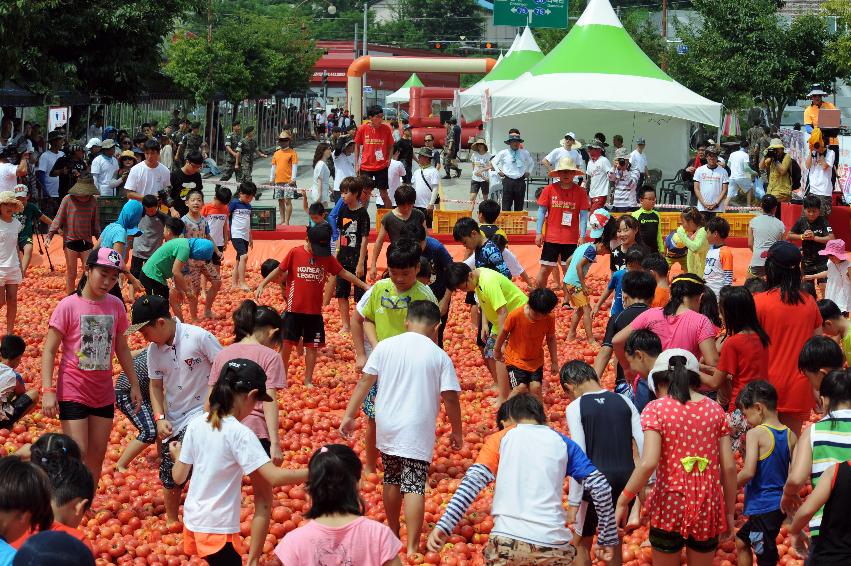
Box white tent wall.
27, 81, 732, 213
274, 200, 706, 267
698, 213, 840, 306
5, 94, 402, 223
489, 111, 689, 181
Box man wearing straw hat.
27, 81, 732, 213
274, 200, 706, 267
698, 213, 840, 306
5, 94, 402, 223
542, 132, 585, 177
760, 138, 793, 217
269, 130, 297, 225
492, 133, 534, 212
469, 138, 491, 209
535, 156, 590, 291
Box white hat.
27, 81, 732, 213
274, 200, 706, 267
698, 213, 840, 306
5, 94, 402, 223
647, 349, 699, 394
85, 137, 102, 150
13, 184, 28, 198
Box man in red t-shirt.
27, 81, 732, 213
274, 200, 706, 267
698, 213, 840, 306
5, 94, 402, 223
354, 105, 395, 208
534, 156, 590, 288
255, 223, 368, 385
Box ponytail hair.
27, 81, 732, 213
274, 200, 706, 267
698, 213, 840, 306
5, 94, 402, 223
820, 369, 851, 428
30, 433, 82, 478
232, 299, 283, 345
663, 273, 706, 317
665, 355, 701, 404
208, 358, 268, 430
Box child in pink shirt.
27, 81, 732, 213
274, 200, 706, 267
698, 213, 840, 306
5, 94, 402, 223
276, 444, 402, 566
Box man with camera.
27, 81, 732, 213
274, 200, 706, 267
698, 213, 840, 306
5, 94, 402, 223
607, 147, 639, 212
806, 141, 836, 217
760, 138, 792, 218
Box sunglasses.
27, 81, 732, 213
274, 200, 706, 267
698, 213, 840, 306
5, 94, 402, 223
424, 138, 434, 142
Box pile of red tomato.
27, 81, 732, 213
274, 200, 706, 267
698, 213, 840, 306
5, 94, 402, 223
9, 265, 808, 565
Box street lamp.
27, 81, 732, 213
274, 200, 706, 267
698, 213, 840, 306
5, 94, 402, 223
322, 70, 329, 102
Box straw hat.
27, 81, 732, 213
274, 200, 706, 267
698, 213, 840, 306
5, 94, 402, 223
118, 150, 137, 164
767, 138, 785, 150
470, 138, 488, 152
0, 191, 24, 212
69, 179, 99, 196
278, 130, 292, 140
548, 156, 584, 177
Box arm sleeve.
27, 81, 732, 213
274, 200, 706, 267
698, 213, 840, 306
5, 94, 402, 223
566, 403, 587, 506
536, 206, 547, 233
177, 423, 195, 465
584, 469, 619, 547
434, 463, 495, 535
47, 198, 67, 237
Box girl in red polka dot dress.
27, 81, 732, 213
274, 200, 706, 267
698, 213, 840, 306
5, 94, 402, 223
615, 349, 737, 565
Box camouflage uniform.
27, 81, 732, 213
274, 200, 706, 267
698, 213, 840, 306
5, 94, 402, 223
218, 130, 242, 184
237, 137, 258, 183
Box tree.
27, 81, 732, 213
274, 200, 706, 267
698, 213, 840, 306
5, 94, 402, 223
824, 0, 851, 80
0, 0, 197, 100
375, 0, 485, 48
667, 0, 840, 129
164, 13, 320, 104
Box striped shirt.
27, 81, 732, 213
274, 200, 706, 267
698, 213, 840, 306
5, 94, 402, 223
809, 409, 851, 536
47, 195, 100, 242
435, 424, 619, 548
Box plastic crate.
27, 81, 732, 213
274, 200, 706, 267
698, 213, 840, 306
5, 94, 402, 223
433, 210, 472, 235
659, 211, 754, 239
251, 207, 277, 231
496, 211, 530, 235
376, 207, 390, 229
97, 196, 127, 228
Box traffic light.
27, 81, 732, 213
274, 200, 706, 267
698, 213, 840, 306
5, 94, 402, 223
480, 40, 497, 50
429, 41, 446, 50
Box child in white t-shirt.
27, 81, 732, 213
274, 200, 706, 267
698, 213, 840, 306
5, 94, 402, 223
170, 358, 307, 564
275, 444, 402, 566
469, 138, 492, 209
340, 300, 462, 556
0, 192, 24, 334
807, 239, 851, 313
387, 143, 406, 207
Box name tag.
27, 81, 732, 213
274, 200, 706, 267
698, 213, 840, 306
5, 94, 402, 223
561, 211, 573, 226
374, 149, 384, 161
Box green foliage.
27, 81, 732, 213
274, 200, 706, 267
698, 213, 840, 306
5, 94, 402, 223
164, 12, 320, 104
374, 0, 485, 48
667, 0, 840, 128
824, 0, 851, 79
1, 0, 197, 100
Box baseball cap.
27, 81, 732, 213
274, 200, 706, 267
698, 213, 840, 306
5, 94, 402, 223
13, 184, 28, 198
86, 247, 125, 272
307, 223, 333, 257
188, 238, 215, 261
126, 295, 170, 334
764, 240, 801, 269
101, 139, 116, 149
216, 358, 274, 402
587, 208, 611, 239
636, 137, 646, 145
648, 349, 700, 394
13, 531, 95, 566
564, 131, 577, 140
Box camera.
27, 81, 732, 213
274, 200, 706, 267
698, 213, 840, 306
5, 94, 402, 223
617, 158, 627, 165
157, 189, 175, 209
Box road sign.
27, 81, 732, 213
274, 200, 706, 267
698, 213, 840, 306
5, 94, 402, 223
494, 0, 567, 29
676, 44, 688, 55
363, 86, 373, 93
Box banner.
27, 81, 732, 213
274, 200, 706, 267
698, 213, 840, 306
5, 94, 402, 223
839, 136, 851, 202
48, 107, 69, 132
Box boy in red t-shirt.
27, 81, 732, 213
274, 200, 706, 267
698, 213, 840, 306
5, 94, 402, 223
256, 223, 368, 386
535, 156, 591, 290
354, 105, 395, 209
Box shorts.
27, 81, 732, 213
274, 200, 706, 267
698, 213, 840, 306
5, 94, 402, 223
64, 239, 94, 253
507, 365, 543, 388
728, 408, 749, 453
484, 333, 497, 359
574, 475, 630, 537
187, 259, 221, 293
0, 394, 34, 429
381, 452, 429, 495
470, 180, 489, 196
736, 509, 785, 566
540, 242, 577, 267
590, 196, 607, 212
259, 438, 271, 457
335, 276, 366, 301
58, 400, 115, 421
115, 393, 157, 444
649, 527, 718, 554
748, 265, 766, 278
140, 271, 169, 301
361, 167, 389, 192
362, 383, 377, 419
567, 285, 589, 308
282, 312, 325, 347
483, 535, 576, 566
316, 124, 326, 134
232, 238, 249, 258
0, 266, 22, 286
17, 238, 32, 252
335, 252, 367, 299
212, 246, 224, 267
159, 426, 188, 489
129, 256, 147, 280
273, 183, 296, 200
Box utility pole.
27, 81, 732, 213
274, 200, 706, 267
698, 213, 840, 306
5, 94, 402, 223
661, 0, 667, 39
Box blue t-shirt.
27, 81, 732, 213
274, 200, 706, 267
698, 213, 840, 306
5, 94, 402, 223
422, 236, 453, 300
564, 242, 596, 288
608, 269, 626, 316
329, 197, 346, 240
98, 222, 129, 249
0, 540, 15, 566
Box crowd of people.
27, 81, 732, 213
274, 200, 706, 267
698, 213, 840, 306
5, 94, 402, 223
0, 100, 849, 566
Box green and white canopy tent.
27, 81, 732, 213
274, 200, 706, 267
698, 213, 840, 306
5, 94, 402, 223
385, 73, 425, 105
488, 0, 721, 179
459, 27, 543, 122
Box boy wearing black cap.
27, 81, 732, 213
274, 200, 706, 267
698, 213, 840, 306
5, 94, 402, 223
126, 294, 223, 525
256, 223, 368, 386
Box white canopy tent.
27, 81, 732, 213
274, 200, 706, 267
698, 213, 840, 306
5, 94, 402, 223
488, 0, 721, 179
459, 27, 543, 123
384, 73, 424, 105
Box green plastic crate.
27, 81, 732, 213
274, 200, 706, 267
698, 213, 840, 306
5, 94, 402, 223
97, 196, 128, 228
251, 207, 277, 231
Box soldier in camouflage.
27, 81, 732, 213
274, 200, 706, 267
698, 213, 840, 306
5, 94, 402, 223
175, 121, 203, 167
235, 126, 268, 185
217, 120, 242, 186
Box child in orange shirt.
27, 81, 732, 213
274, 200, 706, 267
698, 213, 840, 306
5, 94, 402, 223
493, 288, 559, 401
642, 253, 671, 307
200, 186, 231, 278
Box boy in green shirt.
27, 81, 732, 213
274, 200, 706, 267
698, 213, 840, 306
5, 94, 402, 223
446, 262, 528, 403
353, 238, 437, 473
140, 237, 215, 319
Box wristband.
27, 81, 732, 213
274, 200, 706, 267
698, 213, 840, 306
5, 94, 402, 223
155, 414, 166, 422
622, 488, 637, 502
39, 386, 56, 394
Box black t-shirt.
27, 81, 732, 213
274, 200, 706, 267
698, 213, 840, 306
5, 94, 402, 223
610, 246, 627, 272
397, 138, 413, 170
602, 303, 649, 387
336, 205, 370, 262
169, 168, 203, 216
791, 215, 832, 272
51, 157, 87, 196
633, 210, 660, 252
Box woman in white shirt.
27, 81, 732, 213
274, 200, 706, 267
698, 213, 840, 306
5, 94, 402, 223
307, 143, 331, 214
332, 137, 356, 201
